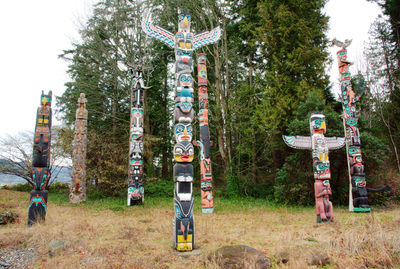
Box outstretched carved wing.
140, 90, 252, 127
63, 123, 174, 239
193, 26, 222, 50
141, 11, 175, 49
331, 38, 352, 48
282, 136, 312, 150
325, 137, 346, 150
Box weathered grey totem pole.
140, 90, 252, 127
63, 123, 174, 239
70, 93, 88, 204
193, 53, 213, 213
127, 64, 149, 205
332, 39, 390, 212
28, 91, 53, 226
142, 10, 221, 251
283, 112, 345, 223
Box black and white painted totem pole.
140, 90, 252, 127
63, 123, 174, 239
283, 112, 345, 223
28, 91, 52, 226
332, 39, 390, 212
142, 10, 221, 251
128, 64, 149, 205
70, 93, 88, 204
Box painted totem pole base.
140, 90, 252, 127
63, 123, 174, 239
317, 215, 333, 223
173, 216, 195, 251
28, 190, 48, 226
202, 208, 214, 213
127, 196, 144, 206
353, 207, 371, 213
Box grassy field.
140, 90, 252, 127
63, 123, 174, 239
1, 189, 400, 268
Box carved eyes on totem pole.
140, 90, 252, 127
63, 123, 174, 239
174, 141, 194, 163
176, 33, 193, 50
175, 123, 193, 142
178, 74, 193, 87
314, 160, 330, 175
353, 176, 366, 188
322, 180, 330, 187
131, 133, 143, 141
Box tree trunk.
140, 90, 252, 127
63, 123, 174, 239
161, 63, 169, 179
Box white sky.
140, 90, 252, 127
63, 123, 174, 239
0, 0, 381, 139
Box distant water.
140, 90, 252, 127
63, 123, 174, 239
0, 167, 72, 186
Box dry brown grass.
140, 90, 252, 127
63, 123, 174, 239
1, 189, 400, 268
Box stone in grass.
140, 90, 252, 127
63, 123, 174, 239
0, 211, 19, 225
210, 245, 272, 269
48, 239, 71, 257
275, 246, 330, 266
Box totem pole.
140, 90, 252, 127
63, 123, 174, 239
70, 93, 88, 203
127, 64, 149, 206
283, 112, 345, 223
142, 10, 221, 251
28, 91, 52, 226
332, 38, 390, 212
193, 53, 213, 213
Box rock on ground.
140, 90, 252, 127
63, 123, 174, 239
0, 247, 37, 269
209, 245, 271, 269
275, 246, 330, 266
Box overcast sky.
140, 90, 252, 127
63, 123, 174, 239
0, 0, 381, 139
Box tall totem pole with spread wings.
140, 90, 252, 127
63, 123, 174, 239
332, 39, 390, 212
283, 112, 345, 223
128, 64, 150, 206
142, 10, 221, 251
28, 91, 53, 226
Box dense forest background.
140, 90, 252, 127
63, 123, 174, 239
56, 0, 400, 205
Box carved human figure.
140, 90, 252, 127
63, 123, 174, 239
283, 112, 345, 223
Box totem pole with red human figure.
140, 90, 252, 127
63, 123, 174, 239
283, 112, 345, 223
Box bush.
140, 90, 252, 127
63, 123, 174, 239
5, 183, 32, 192
145, 180, 174, 197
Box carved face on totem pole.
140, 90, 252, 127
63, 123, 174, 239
130, 141, 143, 164
174, 163, 193, 182
175, 122, 193, 142
197, 55, 207, 86
178, 13, 191, 32
337, 49, 348, 62
352, 175, 366, 188
310, 113, 326, 135
176, 50, 193, 73
40, 91, 52, 107
174, 97, 194, 123
32, 167, 49, 191
322, 180, 332, 194
174, 141, 194, 162
198, 87, 208, 109
177, 73, 193, 87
